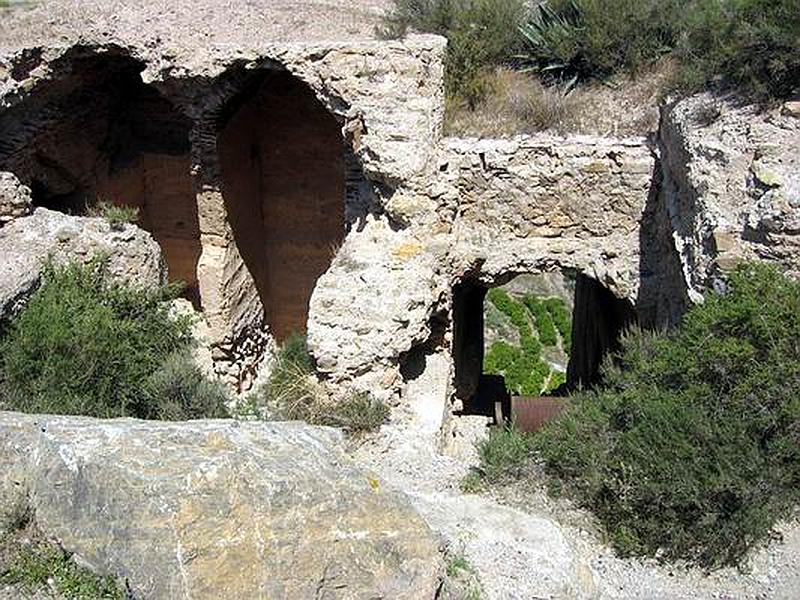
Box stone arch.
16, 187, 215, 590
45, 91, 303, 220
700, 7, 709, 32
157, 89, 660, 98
0, 50, 201, 303
216, 67, 351, 342
451, 268, 637, 416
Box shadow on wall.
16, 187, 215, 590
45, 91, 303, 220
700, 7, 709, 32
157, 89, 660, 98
0, 51, 202, 306
217, 69, 346, 342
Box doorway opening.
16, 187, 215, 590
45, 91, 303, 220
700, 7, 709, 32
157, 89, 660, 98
217, 69, 346, 342
452, 271, 637, 428
0, 53, 201, 304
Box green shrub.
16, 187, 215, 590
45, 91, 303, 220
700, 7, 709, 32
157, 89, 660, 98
0, 259, 225, 420
142, 350, 230, 421
545, 369, 566, 393
520, 0, 800, 100
535, 263, 800, 568
321, 393, 390, 433
520, 0, 680, 85
1, 536, 124, 599
676, 0, 800, 99
383, 0, 529, 106
523, 294, 558, 346
87, 201, 140, 230
468, 424, 534, 483
544, 297, 572, 350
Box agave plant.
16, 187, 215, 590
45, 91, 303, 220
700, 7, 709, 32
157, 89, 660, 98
518, 0, 585, 89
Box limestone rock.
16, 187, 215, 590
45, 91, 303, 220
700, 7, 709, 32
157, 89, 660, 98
0, 208, 165, 321
660, 93, 800, 294
0, 412, 443, 599
0, 171, 32, 225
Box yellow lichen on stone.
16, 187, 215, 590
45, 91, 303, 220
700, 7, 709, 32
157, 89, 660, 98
392, 240, 424, 260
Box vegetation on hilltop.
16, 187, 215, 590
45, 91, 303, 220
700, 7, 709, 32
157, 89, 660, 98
384, 0, 800, 131
484, 288, 569, 395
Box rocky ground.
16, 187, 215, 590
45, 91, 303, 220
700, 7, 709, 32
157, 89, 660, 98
352, 401, 800, 599
0, 0, 393, 49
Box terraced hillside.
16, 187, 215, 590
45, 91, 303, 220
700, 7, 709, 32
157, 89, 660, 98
483, 273, 573, 395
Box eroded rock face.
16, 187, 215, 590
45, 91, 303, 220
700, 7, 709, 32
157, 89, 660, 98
0, 208, 165, 321
0, 171, 32, 225
660, 93, 800, 298
0, 412, 443, 599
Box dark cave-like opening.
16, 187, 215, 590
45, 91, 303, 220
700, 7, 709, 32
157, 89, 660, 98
0, 53, 201, 305
452, 271, 637, 427
217, 68, 346, 342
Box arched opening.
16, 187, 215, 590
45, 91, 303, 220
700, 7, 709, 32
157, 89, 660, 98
452, 271, 637, 425
0, 53, 201, 304
217, 69, 346, 342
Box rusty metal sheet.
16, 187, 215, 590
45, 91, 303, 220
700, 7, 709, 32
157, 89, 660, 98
510, 396, 568, 433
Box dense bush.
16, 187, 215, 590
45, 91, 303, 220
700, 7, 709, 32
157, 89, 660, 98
0, 260, 227, 420
520, 0, 680, 85
485, 288, 568, 395
544, 297, 572, 351
469, 424, 534, 484
520, 0, 800, 99
142, 350, 229, 421
535, 263, 800, 567
523, 295, 558, 346
676, 0, 800, 99
382, 0, 528, 106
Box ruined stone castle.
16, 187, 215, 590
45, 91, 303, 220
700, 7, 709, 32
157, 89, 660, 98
1, 0, 798, 414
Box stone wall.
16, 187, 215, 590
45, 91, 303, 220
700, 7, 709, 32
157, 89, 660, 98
308, 134, 663, 400
659, 93, 800, 299
0, 32, 447, 388
4, 5, 795, 407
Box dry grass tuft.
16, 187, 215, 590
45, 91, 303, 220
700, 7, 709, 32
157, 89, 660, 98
445, 61, 676, 138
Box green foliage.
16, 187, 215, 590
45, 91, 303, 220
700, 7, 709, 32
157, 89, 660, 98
675, 0, 800, 99
545, 369, 567, 393
523, 294, 558, 346
520, 0, 680, 84
535, 263, 800, 568
544, 296, 572, 351
443, 553, 483, 599
521, 0, 800, 100
459, 470, 484, 494
279, 332, 315, 372
1, 538, 124, 599
142, 350, 230, 421
88, 201, 140, 231
383, 0, 529, 107
0, 260, 213, 419
322, 393, 390, 433
471, 424, 534, 483
485, 288, 567, 395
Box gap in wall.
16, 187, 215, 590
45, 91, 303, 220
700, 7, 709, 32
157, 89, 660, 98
217, 68, 346, 342
452, 270, 637, 420
0, 53, 201, 306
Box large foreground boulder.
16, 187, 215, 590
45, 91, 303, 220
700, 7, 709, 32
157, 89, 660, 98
0, 208, 165, 321
0, 413, 442, 599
